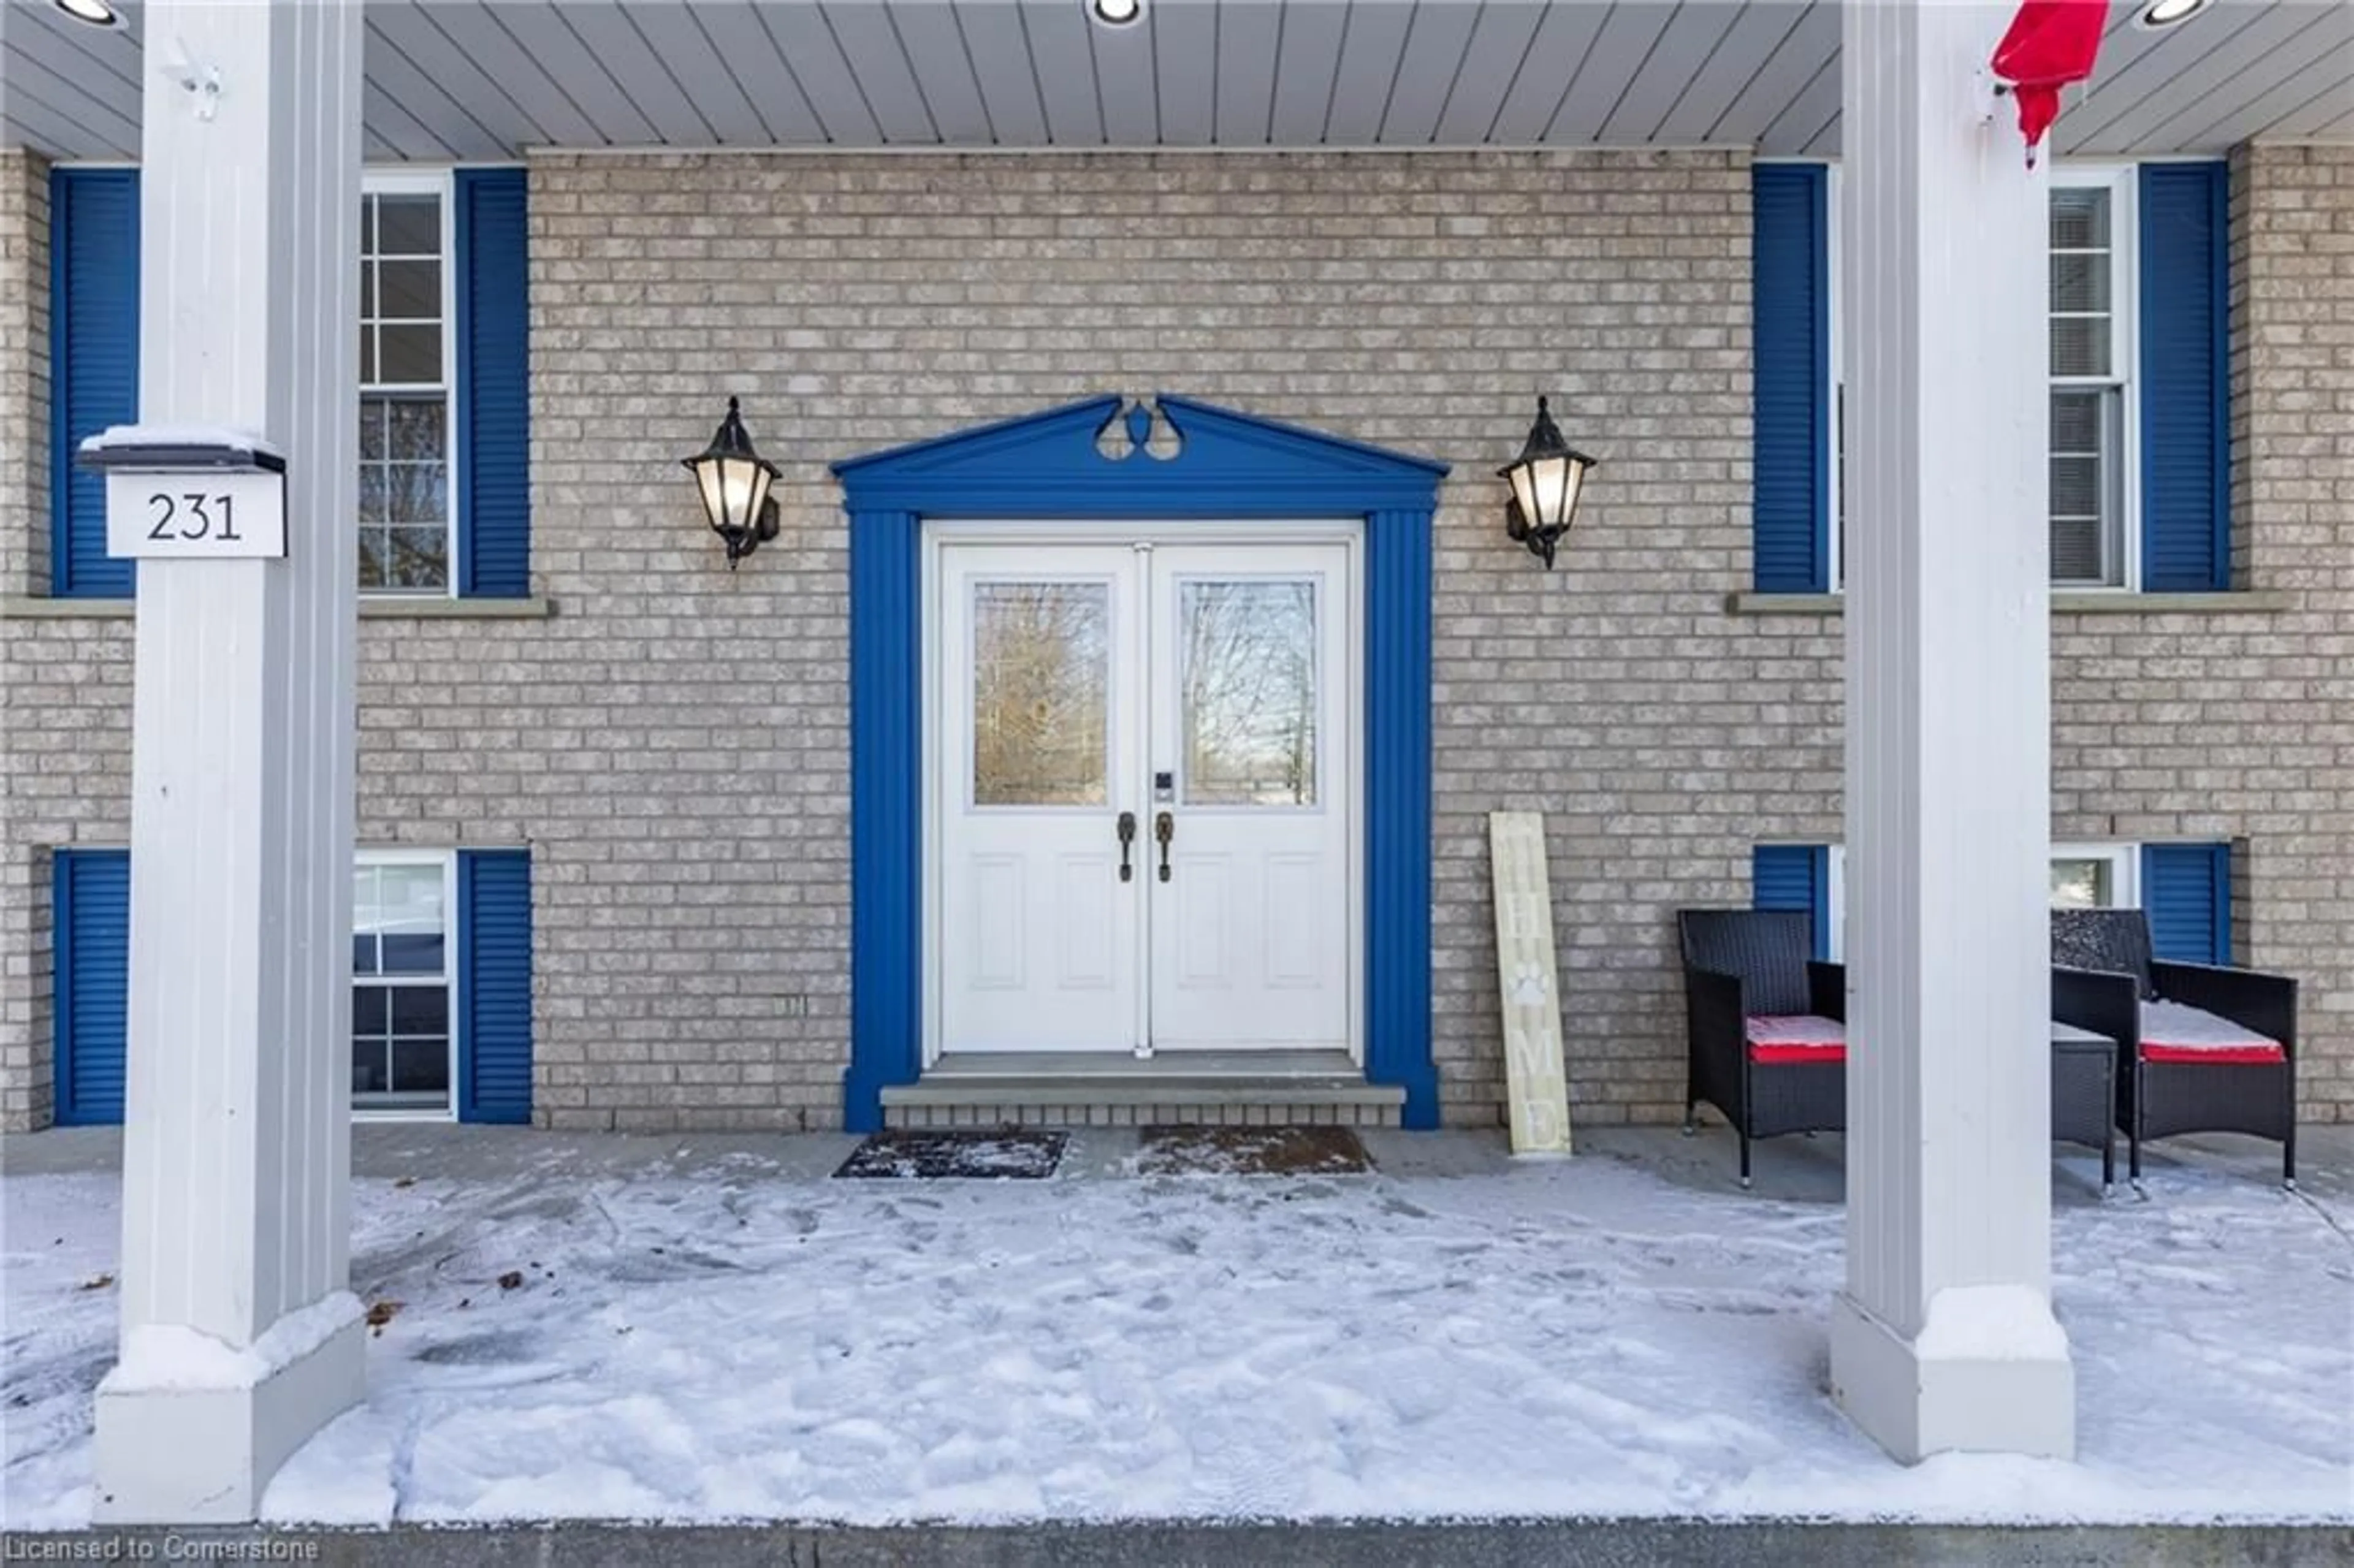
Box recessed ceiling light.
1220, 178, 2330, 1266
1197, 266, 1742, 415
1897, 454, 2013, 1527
1091, 0, 1143, 25
52, 0, 125, 29
2137, 0, 2212, 28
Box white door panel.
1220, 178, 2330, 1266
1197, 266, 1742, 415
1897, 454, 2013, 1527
939, 547, 1141, 1051
1148, 546, 1352, 1049
935, 536, 1353, 1055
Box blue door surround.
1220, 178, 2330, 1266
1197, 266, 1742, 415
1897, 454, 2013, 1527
833, 395, 1449, 1132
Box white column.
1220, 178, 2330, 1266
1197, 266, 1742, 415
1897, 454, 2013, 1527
1831, 0, 2074, 1463
93, 0, 365, 1523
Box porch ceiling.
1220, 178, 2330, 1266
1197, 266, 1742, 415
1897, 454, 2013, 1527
4, 1, 2350, 163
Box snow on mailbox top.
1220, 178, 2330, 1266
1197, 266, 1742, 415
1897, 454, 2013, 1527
77, 424, 287, 474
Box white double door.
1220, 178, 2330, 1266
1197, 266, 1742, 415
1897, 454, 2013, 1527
935, 536, 1354, 1056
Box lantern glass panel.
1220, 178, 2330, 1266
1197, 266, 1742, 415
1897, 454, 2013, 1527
1529, 454, 1572, 527
1508, 464, 1539, 528
695, 457, 731, 531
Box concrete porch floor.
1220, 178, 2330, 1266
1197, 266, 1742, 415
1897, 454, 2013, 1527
8, 1117, 2350, 1203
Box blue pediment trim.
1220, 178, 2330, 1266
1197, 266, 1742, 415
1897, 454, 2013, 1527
833, 394, 1449, 515
839, 395, 1442, 1133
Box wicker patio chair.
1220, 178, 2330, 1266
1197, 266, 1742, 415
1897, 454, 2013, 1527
1677, 909, 1847, 1187
2050, 908, 2298, 1190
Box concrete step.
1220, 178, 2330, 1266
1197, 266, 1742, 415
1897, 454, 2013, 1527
881, 1051, 1404, 1128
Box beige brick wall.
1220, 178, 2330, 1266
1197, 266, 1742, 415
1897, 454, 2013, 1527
1, 146, 2348, 1132
0, 148, 52, 1127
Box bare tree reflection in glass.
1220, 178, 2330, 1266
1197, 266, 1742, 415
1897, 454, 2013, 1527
359, 395, 449, 590
357, 188, 449, 591
1183, 580, 1317, 807
972, 583, 1111, 807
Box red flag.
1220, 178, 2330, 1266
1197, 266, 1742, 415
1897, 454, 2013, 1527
1991, 0, 2112, 166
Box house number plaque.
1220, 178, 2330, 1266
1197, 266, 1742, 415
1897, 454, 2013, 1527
107, 470, 288, 560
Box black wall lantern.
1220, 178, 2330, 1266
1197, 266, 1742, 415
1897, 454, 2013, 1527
1498, 396, 1599, 569
683, 397, 782, 569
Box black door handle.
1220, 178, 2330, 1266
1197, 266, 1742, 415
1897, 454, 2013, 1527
1116, 811, 1137, 881
1155, 812, 1174, 882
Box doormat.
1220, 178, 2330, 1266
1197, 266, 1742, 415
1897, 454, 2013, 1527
1133, 1125, 1374, 1176
833, 1128, 1068, 1181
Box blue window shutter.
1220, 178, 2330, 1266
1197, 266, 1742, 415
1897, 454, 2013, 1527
50, 169, 139, 599
54, 850, 130, 1125
458, 849, 533, 1124
2142, 842, 2230, 966
2138, 162, 2230, 592
1753, 844, 1830, 961
1751, 164, 1830, 593
455, 168, 531, 598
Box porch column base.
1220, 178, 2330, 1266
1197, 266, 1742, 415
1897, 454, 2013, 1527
1829, 1286, 2075, 1464
91, 1296, 366, 1524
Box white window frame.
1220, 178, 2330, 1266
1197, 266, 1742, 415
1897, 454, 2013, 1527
2047, 164, 2141, 593
2050, 842, 2139, 913
359, 167, 460, 599
352, 847, 460, 1123
1822, 162, 2144, 592
1822, 842, 2139, 962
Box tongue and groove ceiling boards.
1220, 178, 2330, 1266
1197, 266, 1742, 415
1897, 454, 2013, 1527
4, 1, 2350, 160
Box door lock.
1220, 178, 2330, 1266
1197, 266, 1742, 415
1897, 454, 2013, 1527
1155, 812, 1175, 882
1116, 811, 1137, 882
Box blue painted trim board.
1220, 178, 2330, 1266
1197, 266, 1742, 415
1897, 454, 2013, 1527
836, 397, 1447, 1130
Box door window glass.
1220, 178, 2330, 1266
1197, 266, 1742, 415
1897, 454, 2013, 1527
971, 582, 1112, 807
1181, 579, 1319, 807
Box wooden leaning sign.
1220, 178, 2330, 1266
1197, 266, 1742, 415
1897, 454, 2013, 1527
1488, 811, 1574, 1155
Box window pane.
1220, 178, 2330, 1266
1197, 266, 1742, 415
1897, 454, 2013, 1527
359, 531, 390, 590
2050, 187, 2111, 251
387, 527, 451, 590
2051, 318, 2111, 379
1182, 580, 1319, 807
385, 465, 448, 525
359, 863, 444, 965
384, 398, 446, 462
2050, 251, 2109, 316
358, 324, 376, 385
376, 258, 440, 321
2051, 859, 2114, 909
971, 582, 1111, 807
2049, 389, 2119, 585
390, 1039, 451, 1096
390, 986, 449, 1035
2051, 455, 2103, 520
357, 465, 388, 524
376, 324, 442, 385
375, 195, 441, 257
380, 932, 446, 975
352, 985, 388, 1035
2050, 392, 2104, 452
351, 1038, 390, 1095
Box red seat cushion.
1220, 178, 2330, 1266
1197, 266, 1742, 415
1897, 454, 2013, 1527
2139, 999, 2285, 1065
1745, 1014, 1846, 1065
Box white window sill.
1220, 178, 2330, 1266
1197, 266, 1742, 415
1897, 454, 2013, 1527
1726, 590, 2293, 616
2, 595, 558, 620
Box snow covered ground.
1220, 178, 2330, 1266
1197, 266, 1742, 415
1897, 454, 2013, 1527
4, 1126, 2350, 1529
